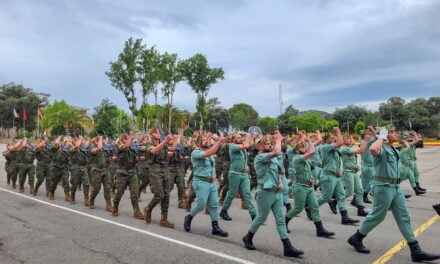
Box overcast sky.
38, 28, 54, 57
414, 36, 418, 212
1, 0, 439, 116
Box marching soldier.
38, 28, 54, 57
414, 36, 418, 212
399, 132, 425, 195
3, 143, 13, 185
48, 136, 71, 201
89, 136, 112, 211
137, 135, 150, 200
69, 136, 90, 205
33, 137, 52, 196
167, 137, 187, 209
360, 126, 377, 204
17, 138, 36, 193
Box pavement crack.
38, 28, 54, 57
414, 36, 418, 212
70, 239, 129, 264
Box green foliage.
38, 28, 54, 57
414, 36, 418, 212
229, 103, 259, 131
0, 83, 49, 131
332, 105, 370, 131
137, 45, 161, 108
277, 105, 299, 133
206, 97, 230, 133
325, 119, 340, 132
93, 98, 131, 138
257, 117, 278, 134
288, 111, 326, 132
378, 97, 408, 130
354, 121, 365, 134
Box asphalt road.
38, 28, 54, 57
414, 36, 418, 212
1, 145, 439, 264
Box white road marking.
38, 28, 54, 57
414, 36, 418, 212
0, 187, 255, 264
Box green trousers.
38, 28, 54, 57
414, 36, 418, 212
222, 171, 256, 216
249, 188, 288, 239
342, 170, 364, 206
317, 172, 347, 211
359, 185, 416, 242
413, 162, 420, 183
70, 166, 89, 198
287, 183, 320, 222
114, 169, 139, 208
49, 166, 70, 193
19, 164, 35, 187
147, 166, 170, 214
9, 164, 20, 185
400, 165, 416, 188
90, 168, 112, 203
312, 167, 322, 188
169, 167, 185, 201
361, 164, 374, 193
190, 179, 219, 221
35, 164, 50, 192
137, 164, 150, 195
281, 174, 290, 205
5, 164, 11, 183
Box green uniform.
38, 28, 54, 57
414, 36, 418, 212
399, 145, 416, 188
168, 145, 186, 203
9, 149, 20, 186
310, 145, 323, 185
218, 144, 231, 199
277, 153, 290, 205
113, 144, 140, 209
361, 137, 377, 193
89, 146, 112, 204
248, 144, 259, 191
190, 149, 218, 221
49, 145, 70, 194
340, 145, 364, 206
249, 152, 288, 239
409, 145, 421, 184
359, 144, 416, 242
69, 147, 90, 199
3, 151, 12, 184
317, 143, 347, 211
287, 154, 321, 222
18, 146, 36, 190
34, 146, 51, 193
145, 142, 170, 214
222, 143, 256, 217
137, 143, 150, 197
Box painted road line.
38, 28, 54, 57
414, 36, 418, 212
372, 214, 440, 264
0, 187, 255, 264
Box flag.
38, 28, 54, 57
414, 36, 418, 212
38, 107, 44, 119
13, 108, 19, 119
23, 108, 27, 121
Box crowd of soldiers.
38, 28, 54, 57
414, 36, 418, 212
2, 125, 440, 262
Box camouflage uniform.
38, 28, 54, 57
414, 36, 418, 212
168, 145, 186, 207
34, 145, 52, 195
89, 144, 112, 208
248, 144, 259, 191
69, 147, 90, 203
3, 150, 12, 185
18, 145, 36, 193
48, 145, 70, 198
137, 143, 150, 198
218, 144, 231, 201
9, 149, 20, 188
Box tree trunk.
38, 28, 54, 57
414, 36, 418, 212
168, 92, 173, 134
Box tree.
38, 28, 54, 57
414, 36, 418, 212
257, 117, 278, 133
332, 105, 370, 131
378, 97, 408, 130
158, 52, 184, 133
106, 37, 144, 124
277, 105, 299, 133
406, 98, 440, 136
205, 98, 230, 133
288, 111, 326, 132
41, 100, 92, 135
325, 119, 340, 132
354, 121, 366, 135
137, 45, 161, 110
0, 83, 49, 133
93, 98, 131, 138
229, 103, 259, 131
180, 53, 224, 129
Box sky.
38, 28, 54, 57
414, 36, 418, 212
1, 0, 439, 117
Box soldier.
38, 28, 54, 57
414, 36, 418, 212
137, 135, 150, 200
48, 136, 71, 201
339, 134, 371, 217
8, 140, 22, 189
399, 132, 425, 196
167, 137, 187, 209
3, 143, 13, 185
143, 129, 175, 227
69, 136, 90, 205
218, 136, 231, 205
407, 131, 426, 193
33, 137, 52, 196
89, 136, 112, 212
18, 138, 36, 193
107, 138, 118, 196
317, 127, 359, 225
112, 134, 144, 219
348, 125, 440, 262
248, 135, 260, 192
183, 133, 228, 237
285, 138, 335, 238
360, 126, 377, 204
220, 132, 257, 221
242, 132, 304, 258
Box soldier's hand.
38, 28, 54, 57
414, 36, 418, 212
281, 167, 286, 175
333, 127, 341, 133
166, 134, 173, 142
278, 182, 284, 192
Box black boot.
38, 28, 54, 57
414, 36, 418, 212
408, 240, 440, 262
314, 221, 335, 238
357, 207, 369, 217
363, 192, 372, 204
250, 213, 256, 221
211, 221, 228, 237
416, 183, 426, 192
281, 238, 304, 257
340, 210, 360, 225
328, 199, 338, 214
351, 196, 358, 207
285, 203, 292, 214
347, 230, 370, 254
285, 216, 292, 233
219, 209, 232, 221
433, 204, 440, 215
184, 214, 193, 232
305, 207, 312, 221
405, 194, 412, 199
242, 231, 256, 250
413, 187, 426, 196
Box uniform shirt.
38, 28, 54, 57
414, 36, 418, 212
399, 145, 414, 167
229, 143, 248, 173
20, 146, 35, 165
115, 144, 137, 172
51, 145, 69, 168
35, 147, 51, 166
69, 148, 88, 166
147, 142, 168, 165
372, 144, 400, 186
8, 150, 19, 165
286, 146, 296, 176
361, 137, 377, 166
320, 143, 341, 174
191, 149, 215, 178
254, 152, 281, 190
292, 154, 313, 185
339, 145, 358, 171
309, 144, 322, 168
90, 144, 109, 170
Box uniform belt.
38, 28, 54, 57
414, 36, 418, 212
344, 168, 357, 173
194, 176, 213, 183
230, 167, 246, 173
362, 161, 374, 167
323, 170, 340, 177
257, 184, 278, 192
373, 176, 400, 184
295, 178, 313, 186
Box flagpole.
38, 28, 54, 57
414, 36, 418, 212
12, 111, 15, 139
37, 108, 40, 138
